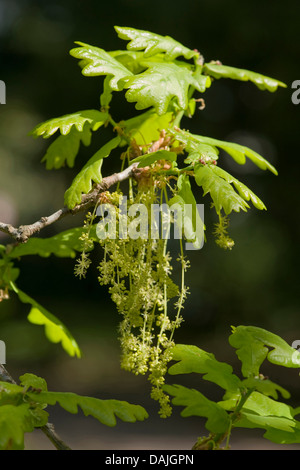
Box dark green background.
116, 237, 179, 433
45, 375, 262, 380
0, 0, 299, 449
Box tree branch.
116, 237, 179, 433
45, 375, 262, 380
0, 163, 138, 243
0, 364, 71, 450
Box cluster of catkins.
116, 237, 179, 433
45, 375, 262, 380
75, 184, 189, 417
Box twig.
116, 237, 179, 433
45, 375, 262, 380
0, 163, 138, 243
0, 364, 71, 450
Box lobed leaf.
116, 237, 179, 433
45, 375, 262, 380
70, 42, 133, 90
168, 344, 241, 392
40, 125, 92, 170
0, 404, 48, 450
8, 226, 98, 259
115, 26, 199, 61
168, 175, 205, 250
30, 110, 108, 139
0, 259, 20, 286
10, 282, 81, 358
120, 63, 211, 115
203, 62, 287, 92
241, 377, 290, 400
0, 382, 25, 407
164, 384, 230, 433
131, 149, 177, 168
64, 136, 121, 209
109, 50, 147, 74
27, 391, 148, 427
229, 325, 300, 377
100, 76, 113, 109
19, 374, 48, 392
212, 166, 266, 210
120, 110, 174, 146
242, 391, 294, 420
184, 144, 219, 164
261, 422, 300, 445
170, 129, 277, 174
234, 392, 300, 442
194, 164, 250, 215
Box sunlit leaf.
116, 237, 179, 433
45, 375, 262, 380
30, 110, 108, 170
164, 384, 230, 433
28, 391, 148, 427
168, 175, 205, 250
120, 110, 174, 146
30, 110, 108, 138
10, 283, 81, 358
168, 344, 241, 392
8, 226, 98, 259
19, 374, 48, 392
100, 76, 113, 109
70, 42, 133, 90
212, 166, 266, 210
170, 128, 277, 174
0, 404, 48, 450
194, 164, 250, 215
115, 26, 199, 61
241, 377, 290, 400
120, 63, 210, 115
229, 325, 300, 377
203, 62, 287, 92
109, 50, 147, 74
131, 149, 177, 167
40, 125, 92, 170
64, 136, 121, 209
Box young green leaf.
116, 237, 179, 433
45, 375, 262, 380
27, 391, 148, 427
109, 50, 147, 74
120, 63, 211, 115
70, 42, 133, 90
115, 26, 199, 61
40, 125, 92, 170
0, 259, 20, 286
100, 76, 113, 109
64, 136, 121, 209
203, 62, 287, 92
0, 382, 25, 407
241, 377, 290, 400
238, 412, 297, 434
10, 282, 81, 358
168, 344, 241, 392
0, 404, 48, 450
260, 421, 300, 445
30, 110, 108, 138
19, 374, 48, 392
120, 110, 174, 146
242, 391, 294, 419
8, 226, 98, 259
229, 325, 300, 377
164, 384, 230, 433
234, 391, 299, 441
171, 128, 277, 174
194, 164, 250, 215
212, 166, 266, 210
131, 149, 177, 168
184, 144, 219, 164
30, 110, 109, 169
168, 175, 205, 250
